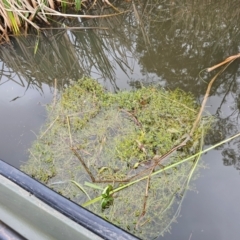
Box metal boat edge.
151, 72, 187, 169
0, 159, 139, 240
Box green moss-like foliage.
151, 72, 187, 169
21, 77, 210, 239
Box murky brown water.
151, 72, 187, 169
1, 1, 240, 239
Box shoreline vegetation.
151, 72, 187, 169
0, 0, 126, 42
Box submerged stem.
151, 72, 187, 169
83, 130, 240, 207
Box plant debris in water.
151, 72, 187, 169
21, 77, 210, 239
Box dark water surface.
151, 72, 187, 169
1, 1, 240, 239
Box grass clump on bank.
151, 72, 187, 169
21, 77, 211, 239
0, 0, 122, 42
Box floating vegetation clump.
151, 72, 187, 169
21, 77, 211, 239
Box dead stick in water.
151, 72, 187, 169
71, 148, 96, 182
190, 61, 234, 136
135, 167, 153, 230
207, 53, 240, 72
135, 61, 236, 227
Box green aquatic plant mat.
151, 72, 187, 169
21, 77, 211, 239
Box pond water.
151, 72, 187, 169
1, 1, 240, 239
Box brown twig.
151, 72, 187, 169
190, 61, 233, 136
104, 0, 121, 13
135, 134, 190, 229
67, 116, 73, 147
71, 148, 96, 182
135, 167, 154, 229
152, 134, 190, 166
71, 147, 132, 183
207, 53, 240, 72
72, 132, 190, 184
120, 109, 142, 127
53, 78, 57, 107
40, 116, 59, 139
88, 0, 97, 11
39, 26, 108, 30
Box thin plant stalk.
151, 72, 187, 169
82, 131, 240, 207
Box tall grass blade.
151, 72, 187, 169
34, 32, 40, 55
84, 181, 104, 191
61, 0, 67, 13
70, 180, 91, 200
75, 0, 81, 11
3, 0, 20, 34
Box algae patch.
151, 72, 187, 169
21, 78, 210, 239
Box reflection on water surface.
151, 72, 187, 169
1, 1, 240, 239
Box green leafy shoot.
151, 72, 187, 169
84, 181, 104, 191
34, 32, 40, 55
101, 185, 114, 209
75, 0, 81, 11
70, 180, 91, 200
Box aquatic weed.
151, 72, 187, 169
21, 77, 211, 239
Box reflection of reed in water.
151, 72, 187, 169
130, 0, 240, 94
0, 29, 82, 91
0, 2, 139, 92
0, 1, 151, 91
1, 0, 239, 94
